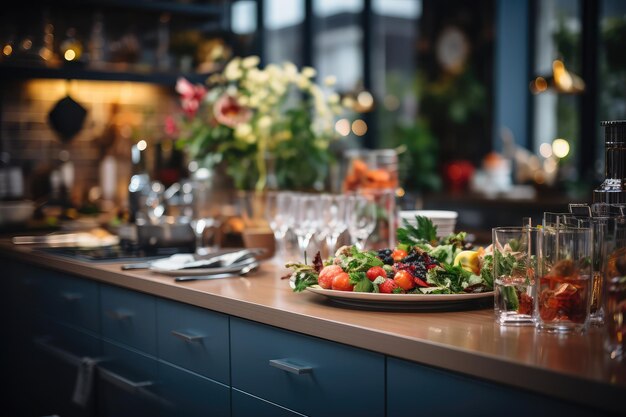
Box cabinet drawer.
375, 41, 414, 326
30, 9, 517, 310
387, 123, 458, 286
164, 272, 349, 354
387, 357, 608, 417
158, 360, 230, 417
99, 340, 160, 417
46, 272, 99, 333
232, 389, 306, 417
101, 285, 156, 355
157, 298, 230, 384
231, 318, 385, 417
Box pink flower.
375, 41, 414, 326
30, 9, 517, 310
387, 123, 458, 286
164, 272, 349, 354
164, 115, 179, 137
213, 93, 252, 128
176, 77, 207, 118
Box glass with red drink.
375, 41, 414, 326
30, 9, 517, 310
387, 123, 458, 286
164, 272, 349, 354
536, 214, 593, 332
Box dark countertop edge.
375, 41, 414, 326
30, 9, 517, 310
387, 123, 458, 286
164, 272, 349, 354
2, 247, 623, 415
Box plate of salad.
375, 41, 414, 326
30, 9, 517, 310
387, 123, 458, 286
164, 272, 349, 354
286, 216, 495, 311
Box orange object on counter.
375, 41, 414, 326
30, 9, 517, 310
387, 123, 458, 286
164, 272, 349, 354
343, 149, 398, 191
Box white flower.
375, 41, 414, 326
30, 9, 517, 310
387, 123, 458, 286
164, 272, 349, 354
238, 95, 249, 106
224, 57, 243, 80
297, 75, 311, 90
324, 75, 337, 86
234, 123, 252, 140
257, 115, 272, 131
241, 55, 260, 69
328, 93, 340, 104
302, 66, 317, 78
283, 62, 298, 81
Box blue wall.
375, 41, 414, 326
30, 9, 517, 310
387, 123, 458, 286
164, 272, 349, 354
494, 0, 530, 151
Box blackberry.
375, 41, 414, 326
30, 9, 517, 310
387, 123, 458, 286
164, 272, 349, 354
376, 248, 394, 265
395, 249, 439, 281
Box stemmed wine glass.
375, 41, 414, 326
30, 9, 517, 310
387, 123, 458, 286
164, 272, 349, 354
265, 191, 293, 263
292, 194, 320, 261
347, 194, 377, 251
320, 194, 348, 257
190, 217, 220, 256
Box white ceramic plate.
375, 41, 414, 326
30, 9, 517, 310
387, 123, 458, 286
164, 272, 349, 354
292, 283, 494, 311
305, 285, 492, 301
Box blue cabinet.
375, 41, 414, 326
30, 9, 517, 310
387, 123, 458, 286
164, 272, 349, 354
45, 272, 100, 333
386, 357, 609, 417
101, 284, 157, 356
231, 317, 385, 417
2, 257, 615, 417
157, 298, 230, 384
158, 360, 231, 417
98, 340, 161, 417
232, 389, 306, 417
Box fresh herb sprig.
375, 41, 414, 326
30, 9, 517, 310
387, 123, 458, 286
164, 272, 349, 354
396, 216, 438, 247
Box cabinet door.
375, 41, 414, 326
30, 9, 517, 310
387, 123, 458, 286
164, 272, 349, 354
158, 360, 230, 417
231, 318, 385, 417
101, 284, 157, 355
98, 341, 161, 417
31, 321, 101, 417
45, 271, 99, 333
157, 298, 230, 384
232, 389, 307, 417
386, 357, 611, 417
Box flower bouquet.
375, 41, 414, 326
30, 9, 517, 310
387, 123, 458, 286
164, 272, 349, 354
172, 56, 347, 191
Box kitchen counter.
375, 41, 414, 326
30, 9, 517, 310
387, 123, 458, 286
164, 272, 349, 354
1, 239, 624, 415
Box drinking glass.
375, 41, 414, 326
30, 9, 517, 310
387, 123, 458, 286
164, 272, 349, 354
493, 226, 539, 326
190, 180, 223, 254
347, 194, 377, 251
536, 213, 593, 333
265, 191, 293, 263
602, 214, 626, 359
292, 194, 320, 261
190, 215, 221, 256
320, 194, 348, 257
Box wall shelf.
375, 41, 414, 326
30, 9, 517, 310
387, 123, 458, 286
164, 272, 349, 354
0, 64, 214, 85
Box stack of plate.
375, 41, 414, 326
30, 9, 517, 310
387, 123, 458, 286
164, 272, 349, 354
398, 210, 458, 238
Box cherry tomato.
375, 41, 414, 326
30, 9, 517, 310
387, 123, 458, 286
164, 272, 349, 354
318, 265, 344, 289
393, 270, 415, 291
379, 278, 401, 294
366, 266, 387, 281
331, 272, 354, 291
391, 248, 408, 262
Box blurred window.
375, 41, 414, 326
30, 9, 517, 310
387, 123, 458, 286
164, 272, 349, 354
264, 0, 304, 66
313, 0, 364, 93
532, 0, 582, 182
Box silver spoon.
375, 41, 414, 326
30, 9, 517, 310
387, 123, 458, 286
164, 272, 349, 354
174, 262, 259, 282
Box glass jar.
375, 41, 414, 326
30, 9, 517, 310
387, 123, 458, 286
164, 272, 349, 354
342, 149, 399, 192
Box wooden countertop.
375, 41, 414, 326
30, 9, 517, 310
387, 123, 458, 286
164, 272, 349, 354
2, 239, 624, 414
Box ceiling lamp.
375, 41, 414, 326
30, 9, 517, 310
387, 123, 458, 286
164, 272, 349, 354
529, 59, 585, 95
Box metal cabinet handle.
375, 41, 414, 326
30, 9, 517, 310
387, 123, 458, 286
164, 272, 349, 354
170, 329, 206, 343
98, 367, 153, 392
60, 291, 83, 301
269, 359, 313, 375
33, 337, 105, 367
105, 309, 134, 320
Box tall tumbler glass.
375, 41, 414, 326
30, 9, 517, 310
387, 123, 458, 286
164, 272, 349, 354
536, 214, 593, 333
603, 214, 626, 359
493, 226, 539, 326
